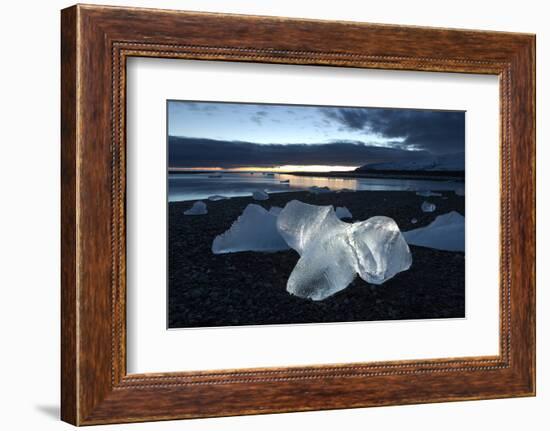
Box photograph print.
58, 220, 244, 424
168, 100, 465, 329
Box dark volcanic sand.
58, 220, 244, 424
168, 190, 465, 328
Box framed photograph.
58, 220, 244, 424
61, 4, 535, 425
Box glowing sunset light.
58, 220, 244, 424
169, 167, 224, 171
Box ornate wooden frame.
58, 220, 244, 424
61, 4, 535, 425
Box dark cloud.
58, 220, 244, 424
185, 102, 219, 113
250, 110, 269, 125
250, 116, 263, 125
168, 136, 438, 168
320, 107, 464, 154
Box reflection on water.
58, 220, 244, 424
168, 172, 463, 202
277, 174, 360, 190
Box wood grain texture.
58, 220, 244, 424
60, 4, 536, 425
60, 6, 78, 425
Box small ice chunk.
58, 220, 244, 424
335, 206, 353, 219
404, 211, 465, 252
184, 201, 207, 215
309, 186, 331, 194
277, 200, 411, 300
212, 204, 289, 254
416, 191, 442, 197
208, 195, 228, 201
411, 218, 418, 224
421, 201, 436, 212
252, 190, 269, 201
455, 187, 465, 196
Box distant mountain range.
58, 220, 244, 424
356, 153, 465, 172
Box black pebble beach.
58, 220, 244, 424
168, 190, 465, 328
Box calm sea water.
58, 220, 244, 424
168, 172, 464, 202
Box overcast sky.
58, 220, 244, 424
168, 100, 465, 170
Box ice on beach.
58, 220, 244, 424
335, 206, 353, 219
252, 190, 269, 201
208, 195, 228, 201
404, 211, 465, 252
184, 201, 208, 215
276, 201, 335, 255
411, 218, 418, 224
309, 186, 331, 194
421, 201, 436, 212
350, 216, 413, 285
269, 206, 283, 216
212, 204, 289, 254
277, 200, 412, 300
416, 191, 442, 197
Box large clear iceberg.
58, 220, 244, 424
277, 200, 412, 300
212, 204, 289, 254
184, 201, 208, 215
404, 211, 465, 252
